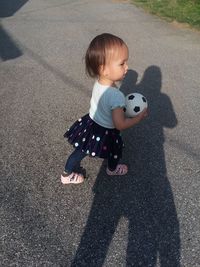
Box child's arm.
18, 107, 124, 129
112, 107, 148, 131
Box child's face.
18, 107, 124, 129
101, 44, 129, 84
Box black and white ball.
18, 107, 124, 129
124, 93, 148, 117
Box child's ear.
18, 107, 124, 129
99, 65, 105, 75
100, 65, 108, 76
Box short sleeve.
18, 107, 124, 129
109, 89, 126, 110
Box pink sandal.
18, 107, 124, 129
106, 164, 128, 176
61, 172, 84, 184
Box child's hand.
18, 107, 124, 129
136, 108, 148, 121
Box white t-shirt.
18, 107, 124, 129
89, 81, 126, 129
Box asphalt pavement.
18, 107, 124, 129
0, 0, 200, 266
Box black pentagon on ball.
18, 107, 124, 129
134, 106, 140, 112
123, 107, 126, 112
128, 94, 135, 100
142, 97, 147, 103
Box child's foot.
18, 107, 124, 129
74, 166, 86, 177
106, 164, 128, 176
61, 171, 84, 184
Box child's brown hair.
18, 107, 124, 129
85, 33, 126, 78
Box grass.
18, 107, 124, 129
131, 0, 200, 30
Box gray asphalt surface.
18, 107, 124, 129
1, 0, 200, 266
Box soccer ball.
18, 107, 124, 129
124, 93, 148, 117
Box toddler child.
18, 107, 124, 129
61, 33, 147, 184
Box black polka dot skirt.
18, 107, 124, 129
64, 114, 123, 159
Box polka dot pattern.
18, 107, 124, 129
64, 114, 123, 160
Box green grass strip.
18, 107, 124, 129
131, 0, 200, 29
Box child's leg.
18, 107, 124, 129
106, 155, 128, 176
107, 155, 120, 171
64, 149, 87, 173
61, 149, 87, 184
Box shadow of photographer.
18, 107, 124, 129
71, 66, 181, 267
